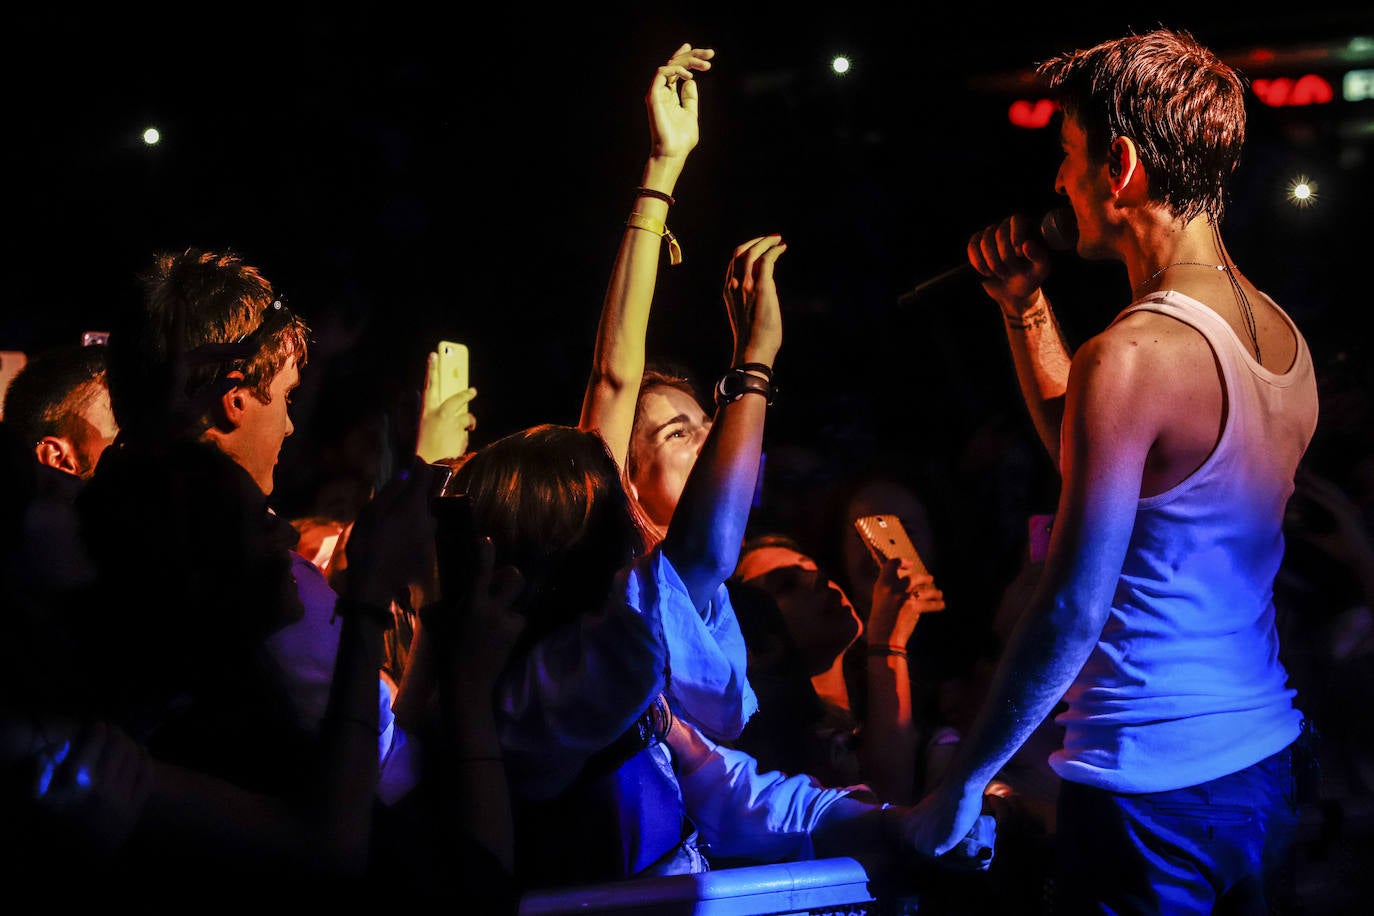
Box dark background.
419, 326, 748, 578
9, 4, 1373, 535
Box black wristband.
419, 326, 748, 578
635, 187, 675, 207
715, 368, 775, 408
736, 362, 774, 381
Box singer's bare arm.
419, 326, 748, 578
579, 44, 714, 469
904, 322, 1167, 858
968, 214, 1073, 466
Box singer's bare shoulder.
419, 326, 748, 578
1069, 313, 1224, 492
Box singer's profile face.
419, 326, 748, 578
1054, 114, 1113, 258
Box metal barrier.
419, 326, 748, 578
517, 856, 885, 915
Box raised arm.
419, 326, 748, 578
968, 213, 1074, 465
579, 43, 714, 469
661, 235, 785, 609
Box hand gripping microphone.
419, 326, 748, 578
896, 207, 1077, 307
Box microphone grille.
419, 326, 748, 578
1040, 207, 1077, 252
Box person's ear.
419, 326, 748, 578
217, 370, 250, 430
35, 435, 81, 476
1107, 136, 1141, 194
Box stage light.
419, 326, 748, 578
1346, 69, 1374, 102
142, 127, 160, 146
831, 55, 851, 76
1286, 175, 1318, 208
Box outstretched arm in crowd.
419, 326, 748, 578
662, 235, 785, 609
579, 43, 714, 470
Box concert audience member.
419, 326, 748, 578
442, 226, 784, 890
730, 533, 942, 805
578, 41, 713, 491
0, 341, 118, 713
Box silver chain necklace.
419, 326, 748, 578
1134, 259, 1261, 362
1133, 261, 1226, 297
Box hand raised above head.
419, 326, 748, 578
416, 349, 477, 465
646, 43, 715, 162
723, 235, 786, 367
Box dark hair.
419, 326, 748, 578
448, 424, 650, 642
735, 532, 811, 573
1037, 28, 1247, 224
109, 248, 311, 442
2, 343, 109, 447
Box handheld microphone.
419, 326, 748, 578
896, 207, 1077, 306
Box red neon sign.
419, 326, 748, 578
1252, 75, 1334, 107
1008, 99, 1057, 129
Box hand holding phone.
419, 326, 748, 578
417, 341, 476, 465
858, 514, 945, 631
853, 514, 930, 577
437, 340, 469, 405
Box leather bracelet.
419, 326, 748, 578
714, 367, 775, 408
866, 645, 908, 659
635, 186, 676, 207
736, 362, 774, 381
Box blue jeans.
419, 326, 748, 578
1052, 744, 1300, 915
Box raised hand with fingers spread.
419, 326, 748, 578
580, 43, 715, 473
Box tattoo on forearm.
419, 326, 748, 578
1005, 307, 1049, 331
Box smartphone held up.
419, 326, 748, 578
437, 340, 469, 404
853, 512, 942, 600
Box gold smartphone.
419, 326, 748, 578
853, 513, 931, 579
437, 340, 469, 404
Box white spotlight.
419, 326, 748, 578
1286, 175, 1317, 208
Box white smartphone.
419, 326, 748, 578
853, 513, 931, 578
437, 340, 469, 404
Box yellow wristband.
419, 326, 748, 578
626, 212, 683, 265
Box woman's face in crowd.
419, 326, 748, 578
628, 384, 712, 529
736, 544, 863, 675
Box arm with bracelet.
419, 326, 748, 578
662, 234, 785, 611
861, 556, 945, 805
579, 42, 714, 470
